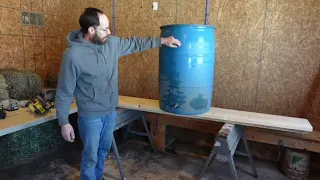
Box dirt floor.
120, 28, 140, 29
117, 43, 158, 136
0, 138, 319, 180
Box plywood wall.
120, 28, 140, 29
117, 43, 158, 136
114, 0, 320, 130
59, 0, 113, 43
115, 0, 320, 130
0, 0, 62, 80
0, 0, 112, 81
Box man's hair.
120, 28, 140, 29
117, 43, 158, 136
79, 7, 104, 34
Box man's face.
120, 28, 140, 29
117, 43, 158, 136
92, 14, 111, 45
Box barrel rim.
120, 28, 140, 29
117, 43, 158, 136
160, 24, 216, 29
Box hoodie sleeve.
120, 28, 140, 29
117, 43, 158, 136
118, 37, 162, 56
55, 52, 79, 126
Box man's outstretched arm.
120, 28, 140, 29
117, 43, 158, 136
118, 36, 181, 56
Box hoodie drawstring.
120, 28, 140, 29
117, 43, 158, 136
99, 49, 108, 67
95, 49, 101, 67
93, 46, 101, 67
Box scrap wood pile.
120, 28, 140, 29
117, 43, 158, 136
0, 69, 57, 118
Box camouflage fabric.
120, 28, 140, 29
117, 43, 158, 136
0, 69, 43, 100
0, 75, 9, 101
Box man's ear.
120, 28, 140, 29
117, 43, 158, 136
88, 27, 95, 34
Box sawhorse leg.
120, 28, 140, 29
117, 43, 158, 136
112, 134, 126, 180
123, 115, 157, 153
228, 154, 239, 180
111, 112, 157, 180
198, 149, 217, 179
141, 116, 157, 152
198, 124, 258, 180
242, 131, 258, 178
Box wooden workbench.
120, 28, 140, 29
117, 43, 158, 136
0, 96, 313, 137
117, 96, 319, 153
0, 101, 78, 137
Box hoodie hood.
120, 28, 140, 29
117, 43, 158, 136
66, 29, 108, 67
67, 29, 94, 46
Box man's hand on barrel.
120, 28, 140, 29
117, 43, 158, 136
161, 36, 182, 48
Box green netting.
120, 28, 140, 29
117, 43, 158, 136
0, 120, 65, 169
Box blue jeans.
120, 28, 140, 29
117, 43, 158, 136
77, 110, 116, 180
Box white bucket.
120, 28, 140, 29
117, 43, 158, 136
281, 148, 310, 180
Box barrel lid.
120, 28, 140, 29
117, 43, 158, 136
160, 24, 215, 29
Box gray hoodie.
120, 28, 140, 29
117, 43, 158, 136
55, 29, 161, 126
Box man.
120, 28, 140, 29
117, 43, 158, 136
55, 7, 181, 180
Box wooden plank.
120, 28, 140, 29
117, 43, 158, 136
145, 114, 223, 134
245, 127, 320, 142
148, 114, 320, 143
118, 96, 313, 132
0, 95, 314, 137
149, 118, 166, 152
146, 113, 320, 153
245, 129, 320, 152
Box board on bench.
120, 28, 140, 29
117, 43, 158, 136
117, 96, 313, 133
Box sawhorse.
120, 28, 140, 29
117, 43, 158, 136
198, 123, 258, 180
110, 108, 157, 180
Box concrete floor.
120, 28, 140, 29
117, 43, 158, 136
0, 138, 319, 180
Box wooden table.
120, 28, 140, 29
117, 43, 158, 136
0, 96, 313, 137
0, 101, 78, 137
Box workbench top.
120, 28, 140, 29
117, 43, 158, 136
0, 95, 314, 137
0, 101, 78, 137
117, 96, 313, 133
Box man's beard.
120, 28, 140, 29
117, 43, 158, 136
92, 34, 107, 45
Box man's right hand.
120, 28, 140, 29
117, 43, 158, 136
161, 36, 182, 48
61, 123, 75, 142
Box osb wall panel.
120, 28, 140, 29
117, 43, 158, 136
256, 0, 320, 125
256, 62, 316, 117
115, 0, 320, 131
0, 0, 113, 82
0, 7, 22, 35
266, 0, 319, 31
301, 67, 320, 130
0, 0, 20, 9
59, 0, 113, 46
0, 0, 62, 81
176, 0, 207, 24
117, 0, 175, 98
205, 0, 266, 112
23, 36, 35, 71
0, 35, 24, 70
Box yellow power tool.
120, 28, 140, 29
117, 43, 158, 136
27, 96, 51, 115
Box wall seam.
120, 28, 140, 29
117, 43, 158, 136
175, 0, 178, 23
254, 0, 269, 111
20, 2, 27, 70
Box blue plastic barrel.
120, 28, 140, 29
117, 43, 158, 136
159, 24, 216, 115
